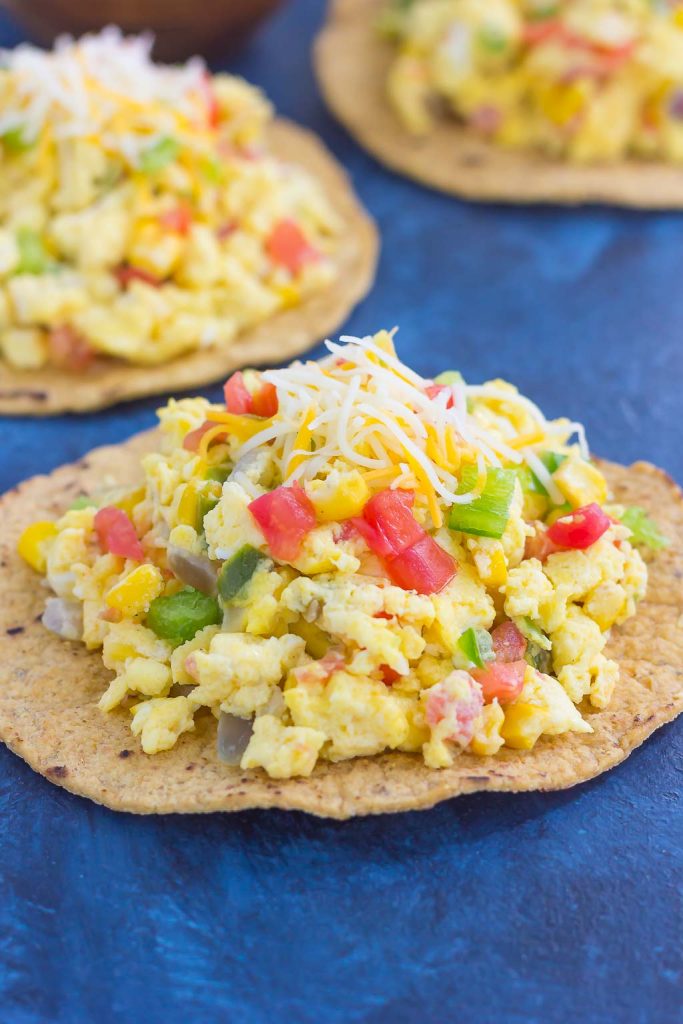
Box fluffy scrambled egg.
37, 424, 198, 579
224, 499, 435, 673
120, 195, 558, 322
384, 0, 683, 162
22, 332, 657, 779
0, 31, 341, 371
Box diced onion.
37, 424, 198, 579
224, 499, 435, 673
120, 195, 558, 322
217, 712, 253, 765
167, 546, 218, 595
42, 597, 82, 640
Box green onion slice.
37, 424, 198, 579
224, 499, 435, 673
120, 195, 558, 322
514, 616, 551, 652
449, 465, 517, 539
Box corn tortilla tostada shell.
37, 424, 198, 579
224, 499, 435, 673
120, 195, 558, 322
0, 119, 378, 416
315, 0, 683, 208
0, 431, 681, 818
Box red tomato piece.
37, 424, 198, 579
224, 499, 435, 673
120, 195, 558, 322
114, 265, 163, 289
380, 665, 401, 686
94, 506, 145, 562
387, 534, 457, 595
248, 484, 317, 562
48, 326, 95, 373
266, 219, 319, 274
182, 420, 227, 452
216, 221, 237, 241
159, 205, 192, 235
223, 371, 254, 414
425, 384, 455, 408
546, 503, 611, 550
360, 489, 423, 560
424, 675, 483, 745
524, 525, 562, 562
251, 382, 279, 418
294, 650, 346, 685
472, 661, 526, 705
491, 620, 527, 663
201, 71, 220, 129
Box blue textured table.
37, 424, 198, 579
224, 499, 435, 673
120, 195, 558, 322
0, 4, 681, 1022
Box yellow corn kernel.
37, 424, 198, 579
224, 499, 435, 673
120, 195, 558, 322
674, 8, 683, 28
500, 702, 546, 751
310, 473, 370, 523
471, 701, 505, 757
522, 492, 548, 522
18, 521, 58, 573
115, 486, 146, 518
177, 479, 202, 527
539, 81, 589, 126
105, 564, 164, 617
470, 540, 508, 589
276, 284, 300, 309
554, 457, 608, 508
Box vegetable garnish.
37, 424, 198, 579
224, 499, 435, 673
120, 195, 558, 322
18, 330, 657, 782
620, 506, 670, 551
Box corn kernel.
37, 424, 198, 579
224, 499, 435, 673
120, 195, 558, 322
308, 471, 370, 522
554, 457, 608, 508
18, 520, 58, 573
115, 486, 146, 518
105, 564, 164, 617
469, 539, 508, 589
500, 701, 546, 750
177, 479, 202, 527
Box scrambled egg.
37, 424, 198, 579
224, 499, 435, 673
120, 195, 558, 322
384, 0, 683, 162
0, 31, 341, 371
22, 332, 656, 780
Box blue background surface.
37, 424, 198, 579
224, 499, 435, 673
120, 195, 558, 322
0, 3, 681, 1022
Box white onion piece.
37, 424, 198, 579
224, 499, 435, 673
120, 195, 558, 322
167, 546, 218, 595
217, 712, 253, 765
42, 597, 82, 640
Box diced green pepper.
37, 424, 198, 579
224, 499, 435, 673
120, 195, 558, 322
479, 25, 508, 52
620, 506, 669, 551
514, 616, 551, 652
146, 587, 221, 644
434, 370, 464, 386
526, 644, 552, 675
69, 496, 97, 510
218, 545, 266, 603
458, 627, 494, 669
196, 492, 220, 532
205, 463, 231, 483
449, 465, 517, 539
2, 125, 34, 154
139, 136, 179, 174
15, 228, 54, 274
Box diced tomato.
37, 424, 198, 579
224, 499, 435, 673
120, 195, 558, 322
380, 664, 401, 686
94, 506, 145, 562
216, 221, 237, 241
472, 660, 526, 705
249, 484, 317, 562
294, 650, 345, 685
182, 420, 227, 452
359, 489, 423, 560
266, 219, 319, 275
546, 503, 611, 550
425, 383, 455, 408
387, 534, 457, 595
48, 326, 95, 373
159, 205, 192, 235
201, 70, 220, 129
374, 611, 393, 620
491, 621, 527, 663
223, 371, 253, 414
251, 382, 278, 418
525, 525, 562, 562
522, 19, 562, 46
114, 265, 164, 289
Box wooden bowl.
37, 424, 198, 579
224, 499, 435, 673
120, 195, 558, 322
0, 0, 286, 61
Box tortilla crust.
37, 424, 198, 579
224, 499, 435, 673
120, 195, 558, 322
0, 433, 681, 818
0, 119, 378, 416
316, 0, 683, 207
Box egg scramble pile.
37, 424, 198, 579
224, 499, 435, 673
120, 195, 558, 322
0, 30, 341, 372
383, 0, 683, 162
20, 332, 667, 779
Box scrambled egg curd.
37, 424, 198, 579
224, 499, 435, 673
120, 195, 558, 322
382, 0, 683, 162
21, 332, 666, 779
0, 30, 341, 372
